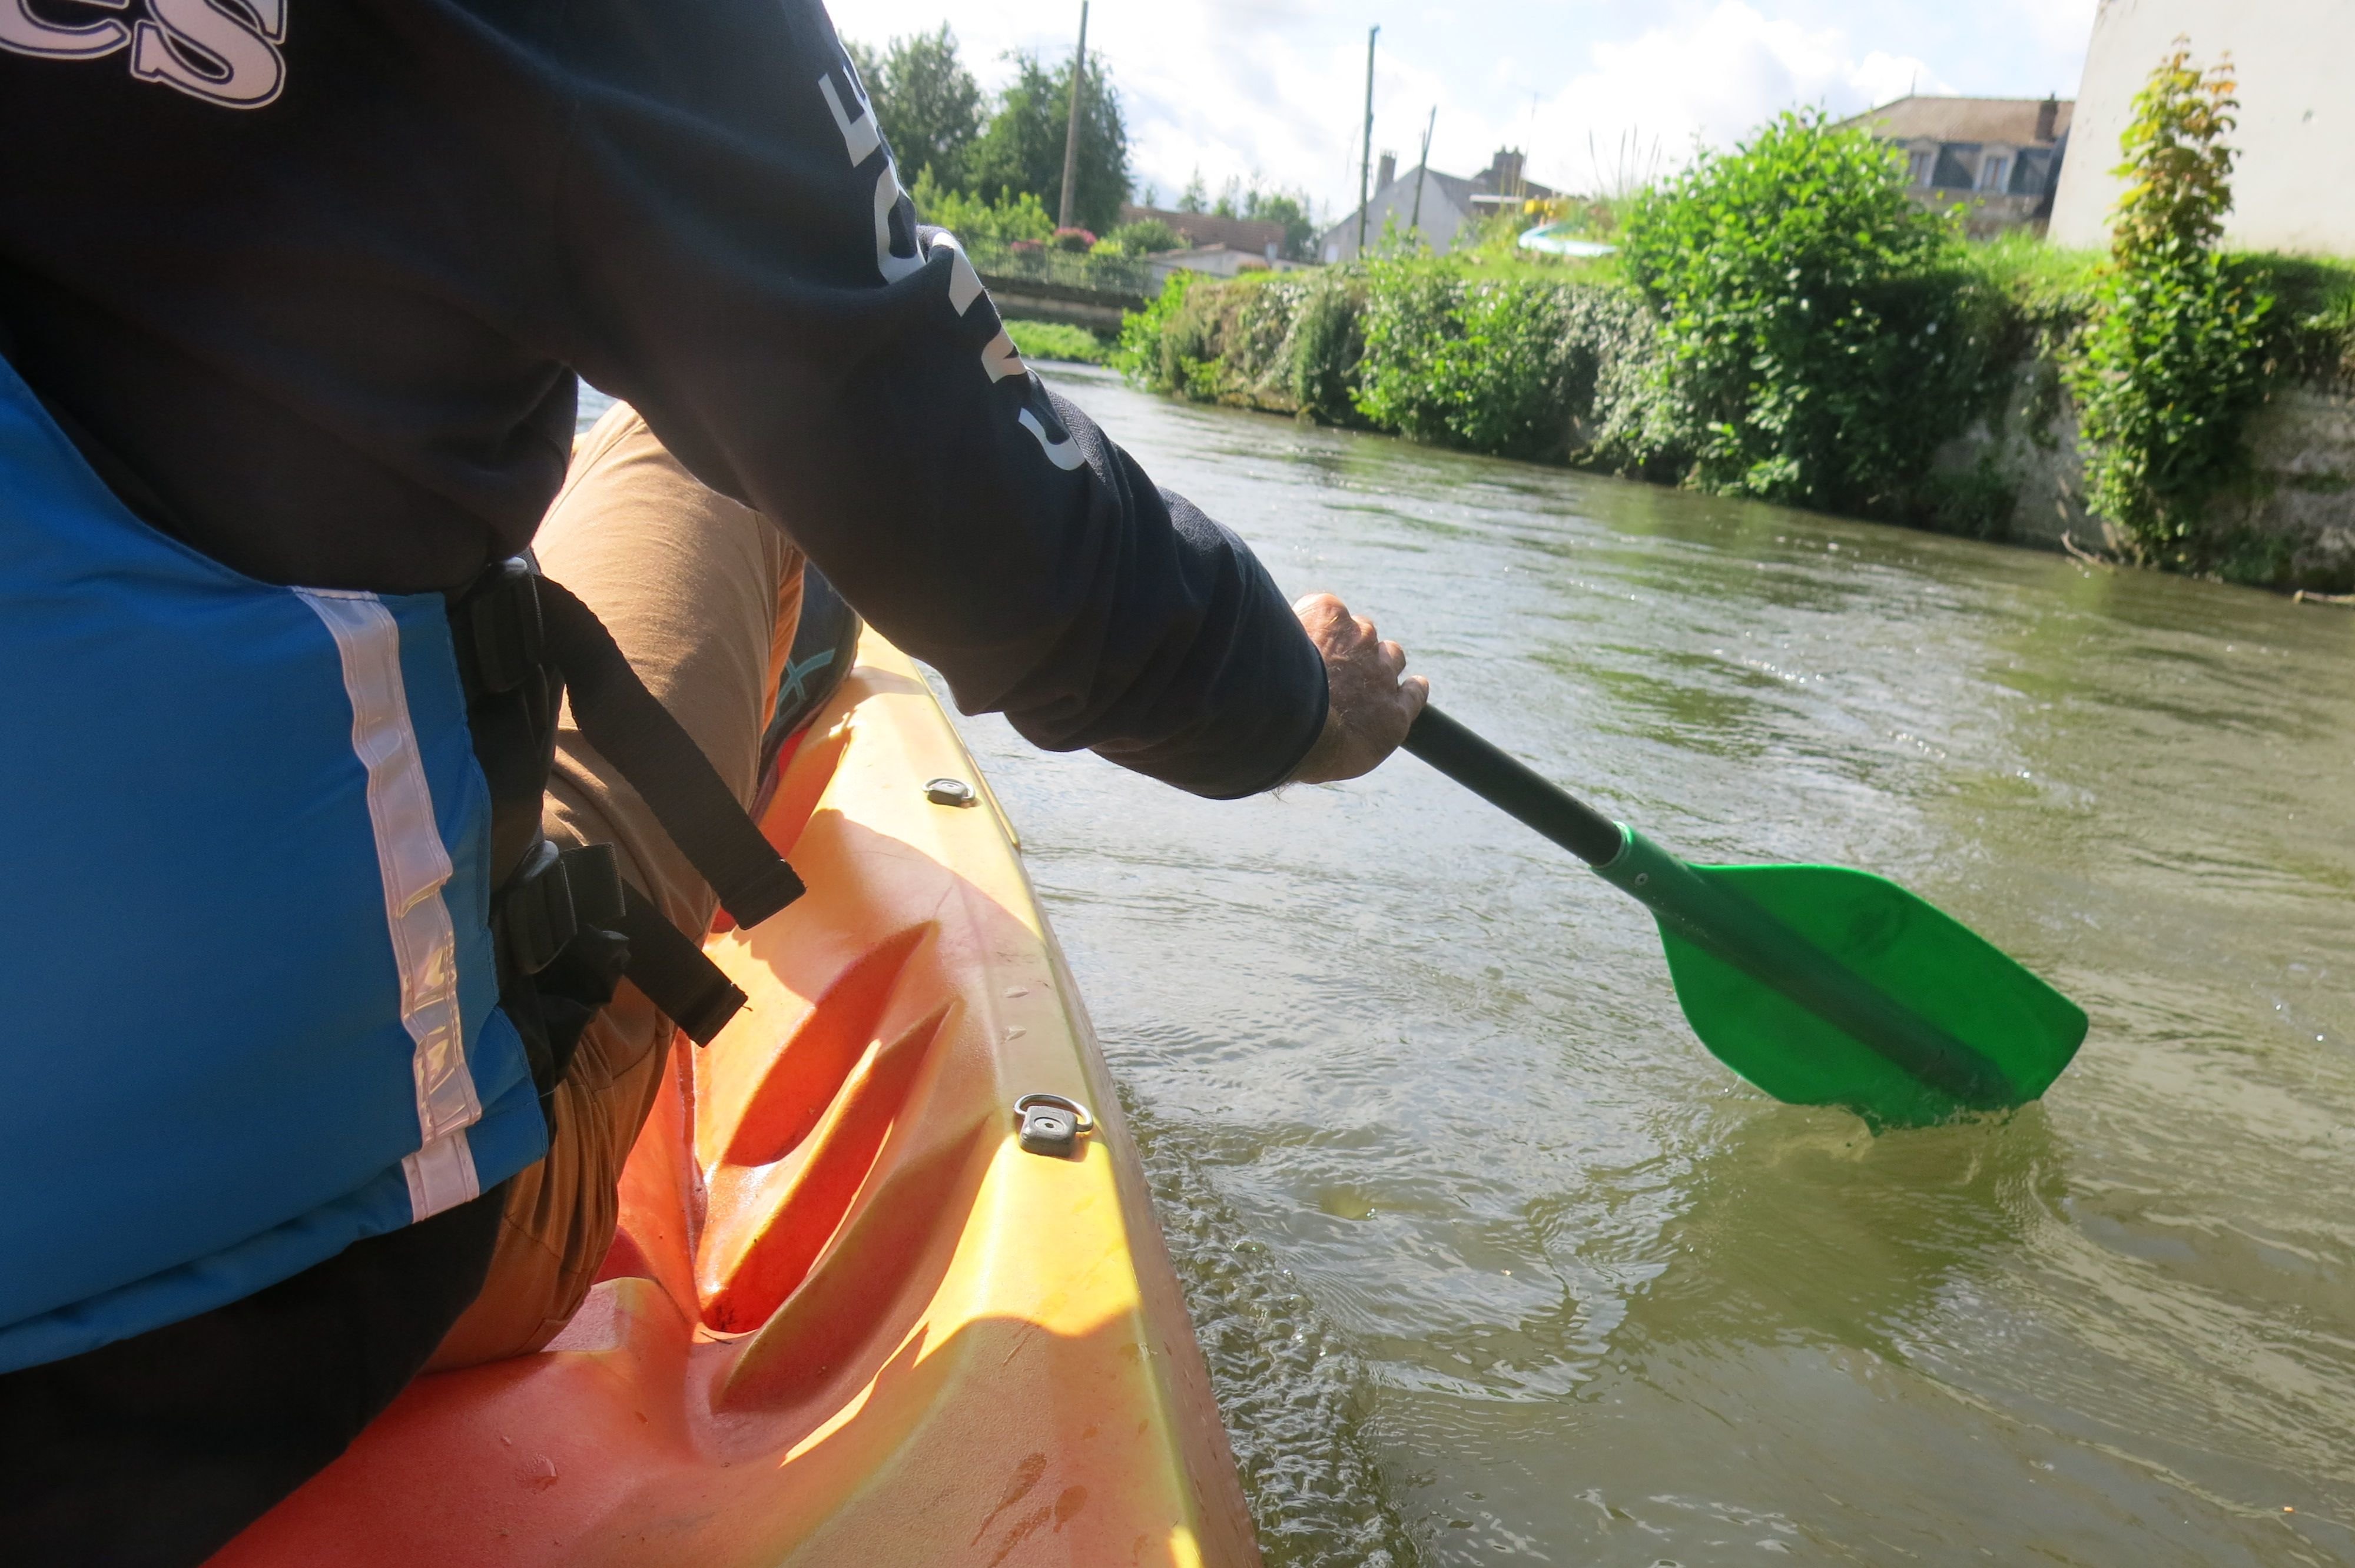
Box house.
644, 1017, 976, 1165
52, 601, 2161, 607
1318, 148, 1557, 263
1115, 204, 1288, 261
2047, 0, 2354, 256
1841, 95, 2073, 237
1143, 244, 1310, 285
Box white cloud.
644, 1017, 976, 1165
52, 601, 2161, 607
1524, 2, 1949, 192
2000, 0, 2099, 63
830, 0, 2091, 220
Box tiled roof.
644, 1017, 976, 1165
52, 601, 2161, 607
1844, 95, 2074, 147
1116, 205, 1286, 254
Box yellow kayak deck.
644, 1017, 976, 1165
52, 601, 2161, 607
218, 630, 1260, 1567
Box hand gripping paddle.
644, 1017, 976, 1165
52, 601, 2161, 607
1402, 706, 2087, 1128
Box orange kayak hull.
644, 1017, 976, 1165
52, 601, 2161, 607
214, 631, 1261, 1568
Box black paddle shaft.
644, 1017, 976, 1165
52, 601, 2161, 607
1402, 706, 1624, 866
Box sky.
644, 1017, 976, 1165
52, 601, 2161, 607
835, 0, 2098, 223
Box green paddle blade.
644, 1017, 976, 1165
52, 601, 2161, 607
1595, 830, 2088, 1128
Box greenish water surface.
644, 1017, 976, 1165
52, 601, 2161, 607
957, 366, 2355, 1567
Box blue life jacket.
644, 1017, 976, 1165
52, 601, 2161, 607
0, 353, 548, 1373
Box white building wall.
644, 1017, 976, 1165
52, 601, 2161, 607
1319, 172, 1472, 263
2049, 0, 2355, 255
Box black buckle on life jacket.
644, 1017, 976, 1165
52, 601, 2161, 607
494, 835, 747, 1054
497, 839, 624, 977
450, 557, 792, 1111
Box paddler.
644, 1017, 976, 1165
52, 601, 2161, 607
0, 1, 1425, 1562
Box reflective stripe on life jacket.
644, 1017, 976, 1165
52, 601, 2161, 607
0, 353, 545, 1373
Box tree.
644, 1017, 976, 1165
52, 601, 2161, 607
2064, 43, 2274, 565
1241, 187, 1317, 261
1196, 175, 1316, 258
845, 26, 984, 191
904, 167, 1054, 244
2108, 44, 2241, 257
1178, 170, 1208, 214
966, 50, 1130, 235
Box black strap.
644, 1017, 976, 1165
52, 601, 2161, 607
449, 560, 785, 1084
534, 577, 805, 929
446, 563, 560, 886
613, 883, 747, 1047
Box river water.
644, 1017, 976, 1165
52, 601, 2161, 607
941, 366, 2355, 1567
580, 371, 2355, 1563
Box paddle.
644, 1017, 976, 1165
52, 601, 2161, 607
1401, 705, 2087, 1128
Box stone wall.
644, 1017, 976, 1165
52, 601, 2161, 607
1934, 361, 2355, 589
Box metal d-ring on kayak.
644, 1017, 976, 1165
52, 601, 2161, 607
1013, 1092, 1095, 1157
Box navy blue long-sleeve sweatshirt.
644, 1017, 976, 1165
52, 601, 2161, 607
0, 0, 1329, 798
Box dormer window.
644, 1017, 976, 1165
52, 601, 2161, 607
1908, 149, 1934, 187
1978, 154, 2011, 192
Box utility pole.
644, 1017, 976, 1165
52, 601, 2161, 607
1355, 25, 1378, 255
1057, 1, 1090, 230
1409, 104, 1435, 233
1524, 93, 1538, 200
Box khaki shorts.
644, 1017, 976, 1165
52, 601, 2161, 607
429, 404, 802, 1369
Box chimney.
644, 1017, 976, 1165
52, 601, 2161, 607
1376, 150, 1397, 190
2035, 95, 2058, 142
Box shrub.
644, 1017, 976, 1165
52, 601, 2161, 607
1283, 271, 1365, 423
908, 169, 1054, 244
1354, 258, 1578, 459
1115, 270, 1217, 394
1101, 217, 1183, 255
1004, 319, 1109, 364
1620, 108, 1999, 513
1117, 258, 1678, 467
2070, 253, 2274, 560
2065, 44, 2277, 567
1356, 264, 1678, 471
2265, 255, 2355, 390
1555, 285, 1686, 477
1116, 270, 1365, 417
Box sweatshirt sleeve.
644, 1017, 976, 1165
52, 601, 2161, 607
536, 0, 1328, 799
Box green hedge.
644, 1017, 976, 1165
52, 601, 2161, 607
1117, 112, 2029, 532
1116, 119, 2355, 580
1620, 110, 2009, 516
1116, 258, 1989, 528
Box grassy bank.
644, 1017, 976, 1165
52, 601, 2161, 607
1004, 319, 1113, 365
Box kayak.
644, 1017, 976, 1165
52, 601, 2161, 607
214, 627, 1262, 1568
